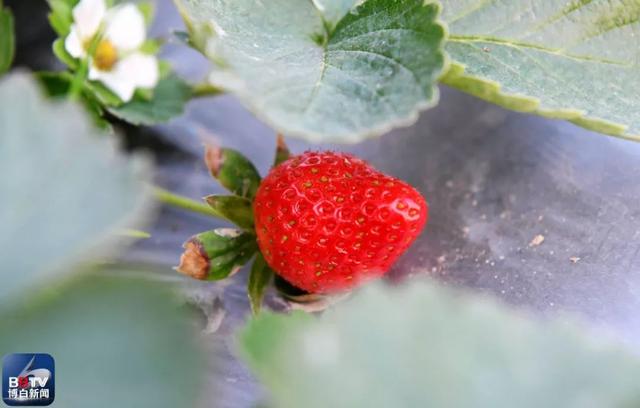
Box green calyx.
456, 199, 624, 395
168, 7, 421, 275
204, 144, 261, 200
273, 134, 291, 167
204, 195, 254, 230
248, 253, 274, 315
176, 228, 257, 281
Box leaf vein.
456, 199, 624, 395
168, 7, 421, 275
324, 61, 396, 116
524, 0, 596, 38
330, 27, 437, 49
448, 35, 629, 66
561, 13, 640, 51
328, 48, 425, 98
447, 0, 500, 25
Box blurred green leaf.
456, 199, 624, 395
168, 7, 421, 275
0, 0, 15, 74
36, 70, 75, 97
0, 272, 205, 408
107, 74, 192, 125
440, 0, 640, 140
241, 281, 640, 408
47, 0, 76, 37
36, 71, 113, 129
44, 69, 190, 126
176, 0, 447, 143
0, 73, 152, 306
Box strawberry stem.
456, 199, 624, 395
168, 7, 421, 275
153, 186, 223, 218
273, 134, 291, 167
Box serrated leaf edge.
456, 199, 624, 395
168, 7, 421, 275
176, 0, 450, 144
440, 58, 635, 141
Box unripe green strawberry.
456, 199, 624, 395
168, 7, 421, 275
253, 151, 428, 294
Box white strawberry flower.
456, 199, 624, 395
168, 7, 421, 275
64, 0, 159, 102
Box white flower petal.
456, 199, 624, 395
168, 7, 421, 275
65, 26, 86, 58
88, 65, 101, 81
89, 66, 137, 102
116, 53, 159, 89
72, 0, 106, 40
104, 5, 146, 52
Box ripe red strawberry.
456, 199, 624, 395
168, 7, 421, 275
253, 151, 428, 294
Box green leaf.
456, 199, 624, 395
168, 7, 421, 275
36, 71, 113, 129
0, 73, 152, 306
36, 70, 75, 97
0, 0, 15, 74
0, 272, 205, 408
247, 253, 274, 315
440, 0, 640, 140
241, 281, 640, 407
204, 195, 254, 230
176, 0, 447, 143
107, 74, 193, 125
204, 145, 262, 200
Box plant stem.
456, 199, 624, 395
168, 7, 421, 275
191, 82, 224, 98
68, 58, 88, 101
68, 34, 102, 101
153, 186, 223, 218
117, 229, 152, 239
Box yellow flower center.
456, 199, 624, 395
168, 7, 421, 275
94, 40, 118, 71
